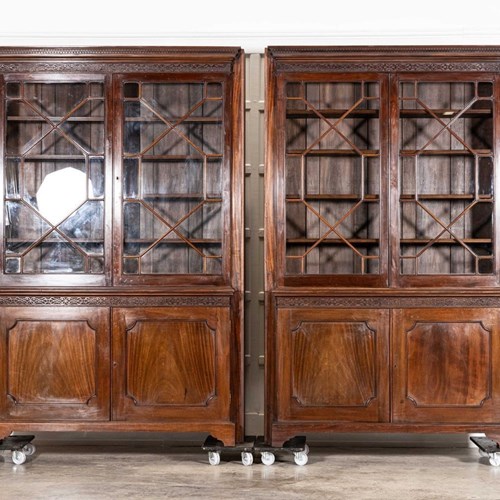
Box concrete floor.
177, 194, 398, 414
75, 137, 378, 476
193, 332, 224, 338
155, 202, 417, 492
0, 442, 499, 499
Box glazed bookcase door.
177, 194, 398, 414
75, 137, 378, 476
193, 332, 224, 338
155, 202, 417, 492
276, 73, 389, 287
392, 74, 500, 287
0, 74, 111, 286
114, 74, 232, 286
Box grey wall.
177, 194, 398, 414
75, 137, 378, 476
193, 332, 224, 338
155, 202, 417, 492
244, 53, 266, 434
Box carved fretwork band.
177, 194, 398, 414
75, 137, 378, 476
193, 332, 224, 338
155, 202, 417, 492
276, 296, 500, 308
0, 62, 232, 74
276, 62, 500, 73
0, 295, 231, 307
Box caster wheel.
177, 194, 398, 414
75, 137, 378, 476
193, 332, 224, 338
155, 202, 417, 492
294, 451, 308, 466
208, 451, 220, 466
478, 448, 488, 458
241, 451, 253, 466
12, 450, 26, 465
22, 443, 36, 456
303, 444, 310, 456
261, 451, 275, 466
489, 453, 500, 467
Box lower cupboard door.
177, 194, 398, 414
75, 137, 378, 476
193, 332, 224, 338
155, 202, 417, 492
0, 307, 110, 421
276, 308, 390, 422
392, 308, 500, 423
112, 307, 231, 421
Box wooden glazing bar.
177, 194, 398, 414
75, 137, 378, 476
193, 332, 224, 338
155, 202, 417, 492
400, 194, 491, 200
286, 109, 379, 119
122, 154, 222, 161
287, 238, 379, 245
123, 238, 222, 244
286, 194, 379, 201
124, 117, 222, 123
400, 238, 492, 244
7, 116, 104, 122
400, 108, 492, 118
400, 149, 492, 156
287, 149, 379, 156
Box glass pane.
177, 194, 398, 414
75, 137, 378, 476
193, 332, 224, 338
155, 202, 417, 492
399, 80, 495, 276
5, 257, 20, 273
141, 161, 203, 197
23, 83, 87, 116
5, 159, 21, 199
123, 257, 139, 274
124, 159, 139, 198
140, 243, 202, 274
58, 201, 104, 255
23, 233, 85, 274
284, 81, 381, 275
3, 80, 106, 276
206, 82, 223, 99
5, 200, 51, 255
6, 82, 20, 98
122, 81, 225, 276
124, 82, 139, 98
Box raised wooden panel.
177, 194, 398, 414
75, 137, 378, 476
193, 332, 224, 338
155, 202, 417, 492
0, 307, 110, 421
277, 308, 389, 422
393, 308, 500, 423
406, 321, 489, 407
126, 320, 215, 406
8, 320, 97, 404
292, 321, 376, 406
112, 307, 231, 421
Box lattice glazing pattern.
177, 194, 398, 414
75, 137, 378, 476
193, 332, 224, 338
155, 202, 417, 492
122, 82, 224, 275
399, 81, 495, 275
4, 81, 105, 274
285, 81, 380, 275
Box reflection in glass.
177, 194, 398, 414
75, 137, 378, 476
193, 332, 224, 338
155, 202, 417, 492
37, 167, 92, 225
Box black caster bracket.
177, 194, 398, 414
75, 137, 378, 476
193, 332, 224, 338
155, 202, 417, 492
202, 435, 309, 466
470, 435, 500, 467
0, 434, 36, 465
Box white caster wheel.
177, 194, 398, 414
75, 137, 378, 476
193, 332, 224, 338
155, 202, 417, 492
12, 450, 26, 465
261, 451, 275, 466
303, 444, 310, 455
22, 443, 36, 456
489, 453, 500, 467
294, 451, 308, 466
208, 451, 220, 466
241, 451, 253, 466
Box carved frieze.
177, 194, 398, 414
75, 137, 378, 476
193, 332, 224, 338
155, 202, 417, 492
276, 295, 500, 308
0, 295, 230, 307
0, 62, 232, 73
276, 61, 500, 73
